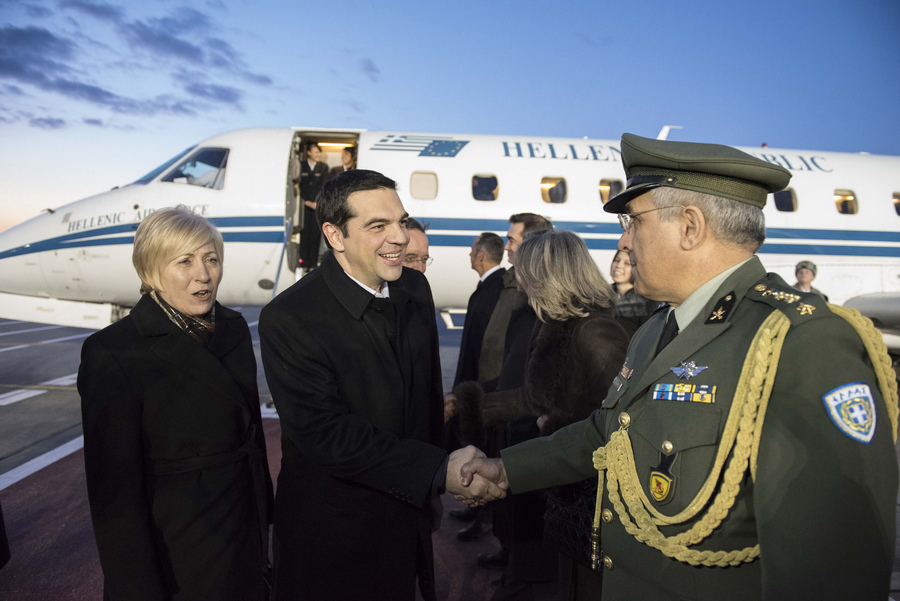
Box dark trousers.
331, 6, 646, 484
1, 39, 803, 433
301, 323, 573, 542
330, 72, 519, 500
299, 205, 320, 269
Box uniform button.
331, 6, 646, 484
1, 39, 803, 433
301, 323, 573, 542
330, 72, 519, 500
601, 509, 613, 523
662, 440, 674, 453
602, 555, 613, 570
618, 412, 631, 427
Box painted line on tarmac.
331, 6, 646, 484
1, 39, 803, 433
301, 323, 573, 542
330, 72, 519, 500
0, 332, 91, 353
0, 389, 47, 406
41, 373, 78, 386
0, 320, 25, 328
0, 435, 84, 491
0, 325, 63, 337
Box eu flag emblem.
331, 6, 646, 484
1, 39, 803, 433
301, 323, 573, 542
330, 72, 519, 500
419, 140, 469, 157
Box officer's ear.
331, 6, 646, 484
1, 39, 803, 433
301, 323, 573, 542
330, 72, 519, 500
323, 222, 346, 253
679, 205, 708, 251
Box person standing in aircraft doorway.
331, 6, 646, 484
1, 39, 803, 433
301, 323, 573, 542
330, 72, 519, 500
298, 141, 329, 273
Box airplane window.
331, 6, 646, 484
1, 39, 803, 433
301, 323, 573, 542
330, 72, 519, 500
834, 189, 857, 215
410, 171, 438, 200
162, 148, 229, 190
599, 179, 623, 204
893, 193, 900, 216
472, 175, 499, 201
132, 146, 197, 185
541, 177, 567, 204
773, 188, 797, 212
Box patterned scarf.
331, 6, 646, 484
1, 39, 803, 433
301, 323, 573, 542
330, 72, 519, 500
150, 290, 216, 346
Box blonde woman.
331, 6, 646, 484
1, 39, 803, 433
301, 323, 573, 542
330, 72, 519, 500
455, 229, 629, 600
78, 207, 273, 601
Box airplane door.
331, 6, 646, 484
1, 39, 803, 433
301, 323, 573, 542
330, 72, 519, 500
285, 132, 360, 279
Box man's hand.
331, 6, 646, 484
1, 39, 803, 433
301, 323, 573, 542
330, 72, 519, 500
445, 446, 508, 506
456, 455, 509, 507
443, 394, 456, 423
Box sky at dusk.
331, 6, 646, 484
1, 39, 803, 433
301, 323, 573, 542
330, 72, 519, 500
1, 0, 899, 232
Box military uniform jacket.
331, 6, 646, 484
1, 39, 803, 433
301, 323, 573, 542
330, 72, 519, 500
502, 257, 897, 601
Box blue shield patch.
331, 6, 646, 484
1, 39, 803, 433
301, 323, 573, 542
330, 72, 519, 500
822, 382, 877, 444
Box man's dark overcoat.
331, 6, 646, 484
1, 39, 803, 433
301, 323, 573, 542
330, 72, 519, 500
78, 295, 274, 601
454, 266, 506, 386
259, 252, 447, 601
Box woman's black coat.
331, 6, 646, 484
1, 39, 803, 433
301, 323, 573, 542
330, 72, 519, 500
78, 295, 274, 601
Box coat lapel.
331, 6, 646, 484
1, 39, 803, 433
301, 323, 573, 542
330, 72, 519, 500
132, 296, 249, 411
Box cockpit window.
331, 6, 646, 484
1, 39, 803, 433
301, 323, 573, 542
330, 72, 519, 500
132, 146, 197, 185
161, 148, 229, 190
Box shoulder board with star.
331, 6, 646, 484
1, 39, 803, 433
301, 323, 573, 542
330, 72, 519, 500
745, 273, 831, 325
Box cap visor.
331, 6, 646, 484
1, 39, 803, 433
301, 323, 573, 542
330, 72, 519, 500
603, 183, 661, 214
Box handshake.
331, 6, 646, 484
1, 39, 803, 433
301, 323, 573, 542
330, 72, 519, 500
444, 446, 509, 506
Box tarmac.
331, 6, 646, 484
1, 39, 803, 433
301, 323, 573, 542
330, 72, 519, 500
0, 309, 897, 599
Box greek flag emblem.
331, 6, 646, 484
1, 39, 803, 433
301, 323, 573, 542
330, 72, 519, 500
822, 382, 876, 444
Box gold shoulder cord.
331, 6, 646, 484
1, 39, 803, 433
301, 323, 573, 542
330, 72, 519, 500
827, 305, 899, 443
590, 306, 898, 569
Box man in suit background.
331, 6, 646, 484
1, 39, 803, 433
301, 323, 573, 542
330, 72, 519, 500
297, 141, 329, 272
478, 213, 553, 384
403, 218, 432, 274
455, 232, 506, 386
259, 169, 506, 601
445, 233, 506, 534
460, 134, 898, 600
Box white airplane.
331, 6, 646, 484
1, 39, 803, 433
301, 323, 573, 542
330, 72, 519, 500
0, 127, 898, 357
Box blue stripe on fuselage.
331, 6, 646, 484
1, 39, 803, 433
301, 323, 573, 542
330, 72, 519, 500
1, 216, 898, 260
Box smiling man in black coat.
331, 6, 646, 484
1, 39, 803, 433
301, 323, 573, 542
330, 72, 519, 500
259, 169, 507, 601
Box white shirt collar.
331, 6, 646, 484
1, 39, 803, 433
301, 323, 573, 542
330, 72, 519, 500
344, 271, 390, 298
480, 264, 502, 282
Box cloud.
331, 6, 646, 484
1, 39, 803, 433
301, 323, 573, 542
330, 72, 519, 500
358, 58, 380, 83
83, 118, 104, 126
118, 20, 205, 63
59, 0, 125, 23
0, 9, 273, 119
183, 82, 244, 109
0, 26, 77, 75
22, 4, 54, 18
30, 117, 67, 129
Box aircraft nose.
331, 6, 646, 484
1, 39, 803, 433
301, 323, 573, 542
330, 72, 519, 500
0, 216, 54, 297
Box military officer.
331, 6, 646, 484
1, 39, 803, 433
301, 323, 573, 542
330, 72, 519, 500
458, 133, 899, 600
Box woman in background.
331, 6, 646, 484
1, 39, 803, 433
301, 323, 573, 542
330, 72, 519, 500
455, 230, 629, 600
609, 249, 660, 337
79, 206, 273, 601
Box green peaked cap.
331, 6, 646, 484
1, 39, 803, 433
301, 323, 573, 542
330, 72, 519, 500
604, 133, 792, 213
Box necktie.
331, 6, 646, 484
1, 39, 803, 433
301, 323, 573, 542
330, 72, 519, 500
656, 310, 679, 355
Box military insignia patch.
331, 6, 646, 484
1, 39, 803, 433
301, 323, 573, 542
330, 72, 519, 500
822, 382, 877, 443
704, 290, 736, 324
649, 452, 677, 504
670, 361, 708, 380
650, 471, 674, 503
